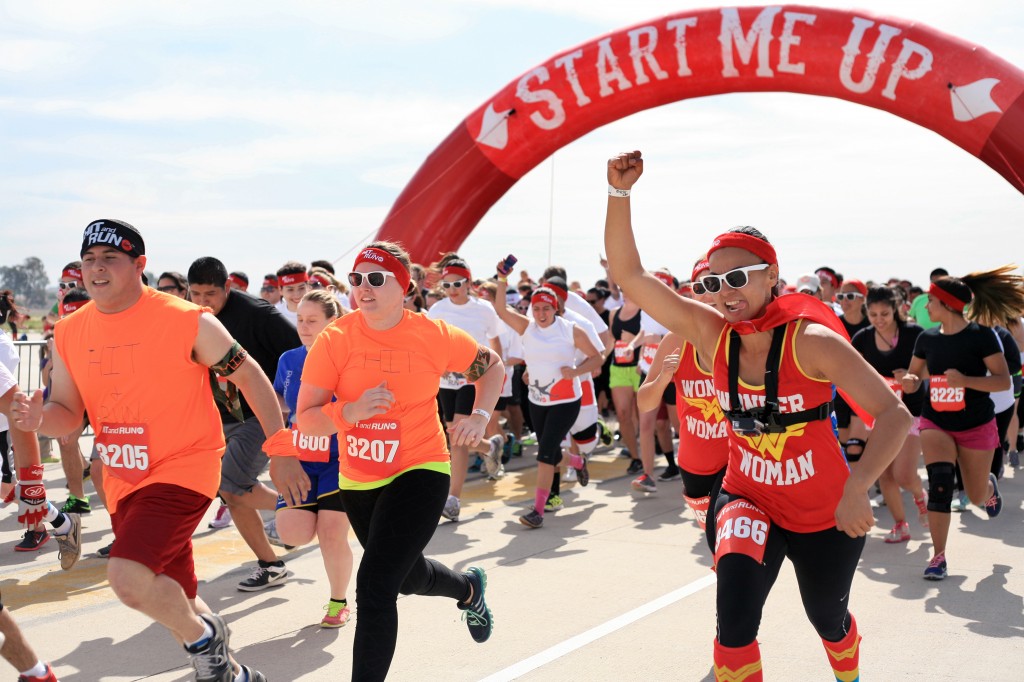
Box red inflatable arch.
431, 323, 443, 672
376, 5, 1024, 264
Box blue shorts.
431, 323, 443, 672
275, 459, 345, 513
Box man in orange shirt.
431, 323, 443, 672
12, 219, 308, 682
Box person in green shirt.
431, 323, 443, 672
909, 268, 949, 329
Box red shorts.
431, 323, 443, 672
110, 483, 212, 599
918, 417, 999, 451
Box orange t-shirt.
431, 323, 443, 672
55, 288, 225, 513
302, 309, 479, 487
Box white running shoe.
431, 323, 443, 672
209, 503, 233, 529
442, 495, 461, 522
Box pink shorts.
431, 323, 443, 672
918, 417, 999, 451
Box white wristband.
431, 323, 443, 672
608, 185, 631, 198
471, 408, 491, 421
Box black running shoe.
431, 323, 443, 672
626, 459, 643, 475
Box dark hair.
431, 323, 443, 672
187, 257, 228, 287
542, 265, 567, 281
728, 225, 771, 242
865, 286, 905, 324
0, 290, 17, 325
929, 267, 949, 279
158, 271, 187, 291
310, 259, 335, 275
63, 287, 92, 304
276, 260, 307, 278
587, 286, 610, 301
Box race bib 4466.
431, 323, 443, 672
96, 423, 151, 486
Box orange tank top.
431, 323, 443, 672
712, 320, 848, 532
55, 288, 225, 513
673, 341, 729, 475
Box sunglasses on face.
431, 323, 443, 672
835, 292, 864, 302
697, 264, 770, 294
691, 281, 707, 296
441, 278, 467, 290
58, 282, 79, 291
157, 285, 180, 293
347, 271, 396, 288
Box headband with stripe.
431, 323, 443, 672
929, 282, 969, 313
62, 267, 82, 282
816, 269, 840, 289
262, 276, 279, 288
61, 299, 88, 317
531, 290, 560, 309
442, 265, 472, 281
227, 274, 248, 289
706, 232, 778, 266
279, 272, 308, 286
653, 271, 675, 288
691, 259, 710, 281
310, 273, 331, 288
353, 247, 411, 294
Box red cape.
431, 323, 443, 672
728, 294, 873, 427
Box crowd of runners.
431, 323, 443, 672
0, 166, 1022, 680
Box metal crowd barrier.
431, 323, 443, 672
12, 340, 47, 394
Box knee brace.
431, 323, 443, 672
926, 462, 956, 513
572, 424, 599, 456
843, 438, 866, 463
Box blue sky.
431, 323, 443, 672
2, 0, 1022, 292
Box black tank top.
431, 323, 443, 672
611, 307, 641, 340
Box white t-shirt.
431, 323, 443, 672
275, 299, 298, 326
427, 296, 501, 390
0, 331, 19, 431
564, 291, 608, 334
521, 316, 581, 406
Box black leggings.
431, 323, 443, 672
340, 469, 471, 682
528, 399, 580, 465
0, 430, 11, 484
715, 490, 865, 647
681, 466, 726, 553
992, 405, 1015, 478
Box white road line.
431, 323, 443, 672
479, 572, 717, 682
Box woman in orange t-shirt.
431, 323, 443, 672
296, 241, 504, 682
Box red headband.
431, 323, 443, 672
846, 279, 867, 297
262, 276, 279, 288
929, 282, 969, 313
61, 299, 88, 317
62, 267, 82, 282
653, 271, 674, 287
816, 269, 839, 289
531, 291, 560, 309
310, 273, 331, 288
544, 282, 568, 302
227, 274, 248, 289
442, 265, 472, 281
707, 233, 778, 266
279, 272, 308, 286
691, 259, 710, 281
353, 247, 411, 294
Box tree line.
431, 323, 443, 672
0, 257, 50, 308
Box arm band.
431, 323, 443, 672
211, 341, 248, 377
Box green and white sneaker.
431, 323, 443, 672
458, 567, 493, 643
